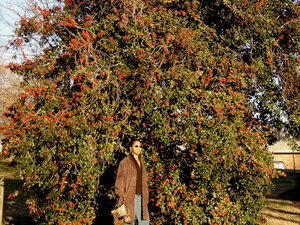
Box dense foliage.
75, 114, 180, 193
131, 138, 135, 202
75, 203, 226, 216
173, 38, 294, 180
1, 0, 300, 224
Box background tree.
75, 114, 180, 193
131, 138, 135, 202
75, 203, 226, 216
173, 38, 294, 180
0, 60, 22, 125
1, 0, 300, 224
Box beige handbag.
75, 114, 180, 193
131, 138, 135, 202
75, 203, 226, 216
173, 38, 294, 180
111, 193, 131, 225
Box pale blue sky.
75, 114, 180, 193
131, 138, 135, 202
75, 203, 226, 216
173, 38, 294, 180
0, 0, 26, 62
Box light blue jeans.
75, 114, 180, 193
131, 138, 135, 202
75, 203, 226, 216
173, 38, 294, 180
127, 194, 149, 225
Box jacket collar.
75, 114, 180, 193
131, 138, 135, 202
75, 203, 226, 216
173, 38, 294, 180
128, 153, 142, 169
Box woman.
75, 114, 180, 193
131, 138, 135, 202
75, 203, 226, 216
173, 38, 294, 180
114, 139, 150, 225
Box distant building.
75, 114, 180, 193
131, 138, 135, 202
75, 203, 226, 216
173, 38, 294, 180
268, 141, 300, 171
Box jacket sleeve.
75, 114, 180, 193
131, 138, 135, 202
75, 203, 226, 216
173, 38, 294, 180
142, 164, 149, 204
114, 161, 125, 207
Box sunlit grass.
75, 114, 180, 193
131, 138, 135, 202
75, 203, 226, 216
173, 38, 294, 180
262, 198, 300, 225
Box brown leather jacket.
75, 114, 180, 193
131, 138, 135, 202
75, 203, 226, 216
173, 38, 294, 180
114, 154, 150, 222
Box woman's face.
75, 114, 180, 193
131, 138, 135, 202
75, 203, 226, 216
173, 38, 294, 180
130, 141, 142, 156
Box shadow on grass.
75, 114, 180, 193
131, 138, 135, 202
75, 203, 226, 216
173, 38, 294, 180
264, 201, 300, 216
262, 171, 300, 224
262, 212, 300, 224
277, 172, 300, 203
3, 178, 36, 225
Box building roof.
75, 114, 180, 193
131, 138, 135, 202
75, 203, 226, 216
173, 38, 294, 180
268, 141, 296, 153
